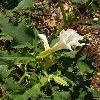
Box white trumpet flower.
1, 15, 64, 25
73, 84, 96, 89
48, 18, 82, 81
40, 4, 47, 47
38, 34, 50, 51
38, 29, 85, 52
52, 29, 85, 51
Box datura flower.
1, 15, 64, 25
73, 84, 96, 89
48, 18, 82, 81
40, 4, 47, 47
38, 34, 50, 51
38, 29, 85, 52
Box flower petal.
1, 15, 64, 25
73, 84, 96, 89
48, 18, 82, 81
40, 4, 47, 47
38, 34, 50, 50
52, 29, 85, 52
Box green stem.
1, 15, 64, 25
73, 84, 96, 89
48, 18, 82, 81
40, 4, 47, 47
56, 0, 66, 36
18, 72, 27, 83
18, 65, 30, 83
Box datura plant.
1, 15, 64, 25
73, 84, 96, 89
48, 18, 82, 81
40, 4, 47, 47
1, 0, 100, 99
37, 29, 85, 59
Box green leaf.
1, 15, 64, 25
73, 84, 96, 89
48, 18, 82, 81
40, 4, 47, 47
14, 83, 42, 100
0, 14, 33, 46
76, 88, 87, 100
53, 76, 68, 86
12, 95, 26, 100
50, 38, 58, 47
0, 65, 12, 79
33, 27, 40, 51
61, 51, 77, 58
0, 0, 19, 9
40, 76, 48, 86
76, 61, 93, 73
92, 91, 100, 99
4, 78, 18, 91
53, 91, 71, 100
91, 3, 98, 12
14, 0, 34, 11
0, 33, 13, 41
36, 49, 53, 59
13, 43, 33, 48
0, 51, 34, 64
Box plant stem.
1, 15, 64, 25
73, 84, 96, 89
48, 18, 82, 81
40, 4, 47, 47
56, 0, 66, 36
18, 72, 26, 83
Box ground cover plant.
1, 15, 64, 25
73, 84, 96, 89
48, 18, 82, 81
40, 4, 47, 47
0, 0, 100, 100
